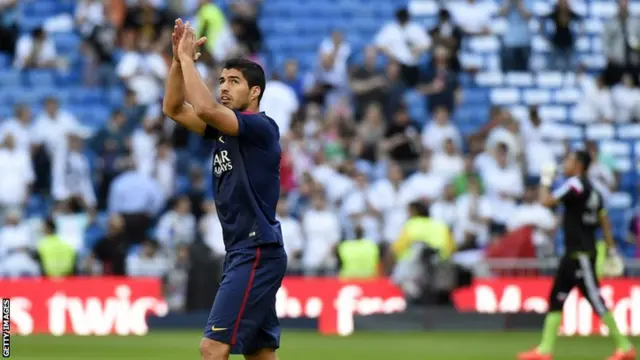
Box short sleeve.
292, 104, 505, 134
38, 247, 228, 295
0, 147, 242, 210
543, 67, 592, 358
552, 177, 584, 203
236, 111, 278, 146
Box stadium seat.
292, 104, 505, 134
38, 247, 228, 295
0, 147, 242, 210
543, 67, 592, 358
523, 89, 551, 105
0, 69, 20, 87
585, 123, 615, 139
539, 105, 568, 121
599, 140, 631, 157
617, 124, 640, 139
490, 88, 520, 105
536, 72, 564, 88
505, 72, 534, 87
553, 88, 581, 103
475, 72, 503, 87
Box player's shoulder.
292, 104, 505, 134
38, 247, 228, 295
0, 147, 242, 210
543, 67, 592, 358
236, 111, 279, 133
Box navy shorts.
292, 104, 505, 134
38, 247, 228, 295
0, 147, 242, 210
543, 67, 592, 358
203, 245, 287, 355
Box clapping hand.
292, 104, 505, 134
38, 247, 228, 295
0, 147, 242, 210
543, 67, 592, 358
177, 22, 207, 63
172, 19, 206, 62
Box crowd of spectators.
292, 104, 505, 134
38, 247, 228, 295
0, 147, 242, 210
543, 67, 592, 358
0, 0, 639, 310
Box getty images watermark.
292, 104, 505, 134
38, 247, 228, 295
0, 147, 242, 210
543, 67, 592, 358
2, 299, 9, 358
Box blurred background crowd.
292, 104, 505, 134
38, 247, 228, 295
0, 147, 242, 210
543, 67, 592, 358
0, 0, 639, 310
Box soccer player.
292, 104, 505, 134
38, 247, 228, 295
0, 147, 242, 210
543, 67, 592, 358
517, 150, 636, 360
162, 20, 287, 360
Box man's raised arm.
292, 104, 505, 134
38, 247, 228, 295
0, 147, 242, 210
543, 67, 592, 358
162, 20, 207, 135
178, 27, 240, 136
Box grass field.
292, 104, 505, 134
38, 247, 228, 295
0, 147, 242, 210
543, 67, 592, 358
10, 331, 640, 359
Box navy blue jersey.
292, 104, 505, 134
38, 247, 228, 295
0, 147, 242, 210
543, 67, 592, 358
203, 111, 283, 251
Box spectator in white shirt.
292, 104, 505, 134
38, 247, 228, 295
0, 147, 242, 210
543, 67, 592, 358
126, 238, 169, 277
453, 177, 492, 250
431, 137, 465, 182
430, 184, 458, 229
13, 27, 59, 69
480, 143, 524, 232
0, 104, 34, 153
131, 117, 160, 176
301, 191, 341, 275
116, 34, 168, 105
0, 209, 39, 278
421, 106, 462, 153
276, 198, 304, 273
260, 73, 299, 135
341, 172, 381, 243
75, 0, 106, 37
153, 141, 176, 199
575, 72, 614, 123
507, 185, 557, 251
368, 162, 413, 244
52, 132, 96, 213
0, 134, 34, 217
317, 30, 352, 93
33, 97, 87, 159
401, 154, 447, 205
199, 200, 225, 257
375, 7, 431, 87
449, 0, 494, 35
156, 196, 196, 251
611, 73, 640, 123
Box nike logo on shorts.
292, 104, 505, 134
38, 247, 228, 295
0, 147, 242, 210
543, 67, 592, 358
211, 326, 227, 332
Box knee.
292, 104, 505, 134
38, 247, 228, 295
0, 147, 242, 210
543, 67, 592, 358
200, 338, 230, 360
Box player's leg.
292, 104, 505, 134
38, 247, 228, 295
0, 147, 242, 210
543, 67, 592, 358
201, 249, 262, 360
518, 255, 576, 360
574, 254, 635, 360
242, 246, 287, 360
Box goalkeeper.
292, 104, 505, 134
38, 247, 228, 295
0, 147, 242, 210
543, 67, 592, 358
517, 150, 635, 360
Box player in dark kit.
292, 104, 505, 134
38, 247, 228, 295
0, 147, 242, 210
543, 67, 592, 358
162, 20, 287, 360
518, 150, 636, 360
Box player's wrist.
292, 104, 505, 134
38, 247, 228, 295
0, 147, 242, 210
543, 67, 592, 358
540, 176, 553, 187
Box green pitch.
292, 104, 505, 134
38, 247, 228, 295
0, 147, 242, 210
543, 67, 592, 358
10, 330, 640, 359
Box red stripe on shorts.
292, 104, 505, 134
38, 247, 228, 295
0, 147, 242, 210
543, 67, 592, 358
231, 247, 262, 345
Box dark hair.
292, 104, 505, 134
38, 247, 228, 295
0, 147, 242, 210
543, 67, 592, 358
222, 58, 266, 103
395, 8, 410, 24
409, 201, 430, 217
32, 27, 45, 39
574, 150, 592, 171
439, 9, 450, 19
354, 225, 365, 239
44, 217, 56, 233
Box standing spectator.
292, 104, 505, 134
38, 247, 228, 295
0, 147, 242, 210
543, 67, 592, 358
341, 172, 381, 242
83, 214, 129, 275
0, 104, 34, 153
126, 238, 169, 277
13, 27, 59, 69
195, 0, 228, 57
76, 0, 115, 66
352, 103, 386, 167
123, 0, 172, 40
91, 111, 131, 210
0, 134, 34, 219
603, 0, 640, 86
450, 0, 494, 36
131, 117, 160, 175
368, 163, 412, 244
419, 46, 461, 114
33, 97, 87, 159
301, 192, 341, 275
164, 243, 191, 312
576, 73, 614, 123
431, 137, 465, 182
315, 30, 352, 106
382, 104, 421, 170
0, 209, 39, 278
260, 73, 299, 136
480, 143, 524, 234
612, 73, 640, 122
420, 106, 462, 153
276, 198, 304, 273
453, 178, 492, 250
498, 0, 533, 71
153, 141, 176, 199
401, 154, 446, 204
374, 7, 431, 87
542, 0, 581, 72
429, 9, 463, 72
156, 196, 196, 251
116, 34, 168, 105
52, 132, 96, 213
199, 200, 225, 260
36, 218, 77, 277
107, 163, 165, 244
228, 0, 263, 56
0, 0, 19, 58
350, 46, 387, 119
430, 184, 459, 229
282, 59, 305, 103
452, 155, 483, 196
